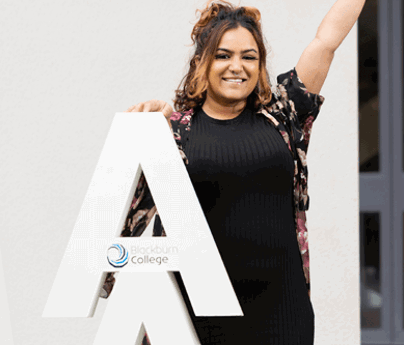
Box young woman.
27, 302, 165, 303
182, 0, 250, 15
102, 0, 366, 343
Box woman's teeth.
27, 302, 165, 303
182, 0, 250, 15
224, 79, 244, 84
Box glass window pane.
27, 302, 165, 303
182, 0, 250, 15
360, 212, 381, 328
359, 0, 379, 172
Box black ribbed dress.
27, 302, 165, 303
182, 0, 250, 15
173, 105, 315, 345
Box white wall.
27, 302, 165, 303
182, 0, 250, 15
0, 0, 359, 344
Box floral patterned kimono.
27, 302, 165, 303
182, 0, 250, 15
101, 68, 324, 345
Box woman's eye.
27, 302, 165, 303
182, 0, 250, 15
214, 54, 257, 60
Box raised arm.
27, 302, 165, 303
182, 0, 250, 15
295, 0, 366, 95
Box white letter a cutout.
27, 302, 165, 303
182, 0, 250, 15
43, 113, 243, 345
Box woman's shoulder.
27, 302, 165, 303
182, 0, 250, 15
170, 109, 194, 122
267, 67, 325, 123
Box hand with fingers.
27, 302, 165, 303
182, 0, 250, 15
126, 100, 174, 130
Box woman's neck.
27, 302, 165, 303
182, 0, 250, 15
202, 96, 247, 120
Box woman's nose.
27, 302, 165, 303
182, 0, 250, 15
229, 57, 243, 74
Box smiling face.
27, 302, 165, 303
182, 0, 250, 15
205, 26, 260, 109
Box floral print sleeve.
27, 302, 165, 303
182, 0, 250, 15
272, 68, 325, 289
277, 67, 325, 154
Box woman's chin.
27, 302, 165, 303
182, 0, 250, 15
217, 93, 250, 104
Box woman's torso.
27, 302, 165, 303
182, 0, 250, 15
172, 105, 314, 344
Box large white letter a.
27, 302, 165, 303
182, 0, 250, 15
43, 113, 243, 344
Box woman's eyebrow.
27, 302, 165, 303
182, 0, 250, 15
217, 48, 258, 54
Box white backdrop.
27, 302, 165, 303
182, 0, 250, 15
0, 0, 359, 344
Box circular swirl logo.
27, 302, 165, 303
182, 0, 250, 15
107, 244, 129, 268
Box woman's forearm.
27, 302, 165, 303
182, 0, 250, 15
316, 0, 366, 52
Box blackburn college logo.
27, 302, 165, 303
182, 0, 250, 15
107, 244, 129, 268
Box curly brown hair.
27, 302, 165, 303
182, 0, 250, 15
173, 0, 272, 112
